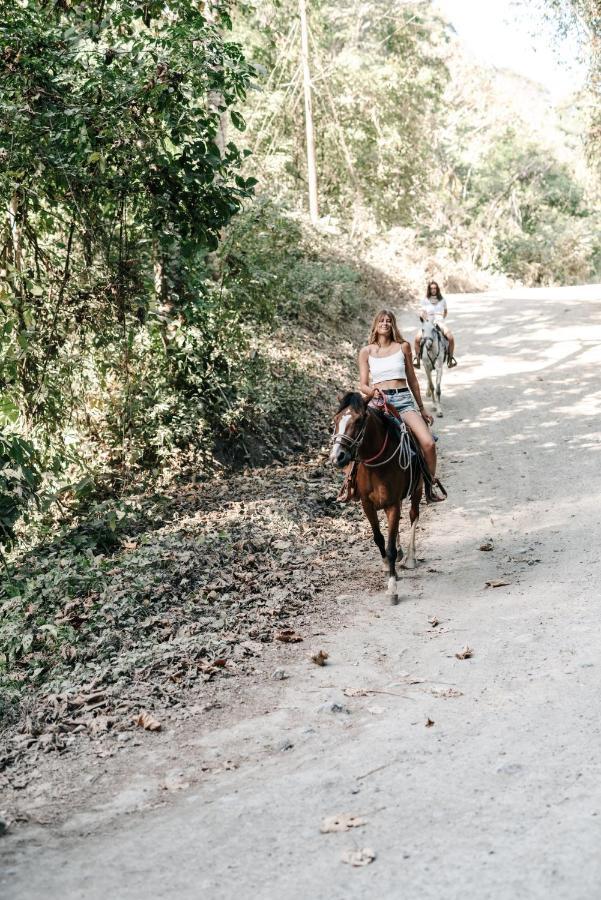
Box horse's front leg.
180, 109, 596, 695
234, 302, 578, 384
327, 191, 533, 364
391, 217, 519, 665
361, 497, 386, 561
435, 360, 443, 417
384, 503, 401, 602
425, 362, 435, 401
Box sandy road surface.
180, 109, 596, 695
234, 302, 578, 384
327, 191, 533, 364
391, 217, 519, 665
3, 284, 601, 899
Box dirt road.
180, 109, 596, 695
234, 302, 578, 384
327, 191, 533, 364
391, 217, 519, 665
3, 284, 601, 899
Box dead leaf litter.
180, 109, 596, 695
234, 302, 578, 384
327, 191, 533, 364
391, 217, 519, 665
320, 813, 367, 833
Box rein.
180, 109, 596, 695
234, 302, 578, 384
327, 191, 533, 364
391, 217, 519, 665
339, 394, 412, 471
423, 324, 445, 365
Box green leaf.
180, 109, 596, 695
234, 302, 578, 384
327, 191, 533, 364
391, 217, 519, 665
230, 110, 246, 132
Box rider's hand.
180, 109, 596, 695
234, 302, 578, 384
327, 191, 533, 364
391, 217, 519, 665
420, 408, 433, 426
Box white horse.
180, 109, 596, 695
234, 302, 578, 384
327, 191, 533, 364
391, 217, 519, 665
420, 320, 446, 417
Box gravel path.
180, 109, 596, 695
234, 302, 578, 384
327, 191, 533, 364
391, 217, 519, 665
3, 284, 601, 899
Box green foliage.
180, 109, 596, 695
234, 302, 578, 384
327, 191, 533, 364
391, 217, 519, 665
0, 433, 43, 550
0, 1, 257, 533
460, 131, 601, 282
238, 1, 449, 227
532, 0, 601, 164
219, 200, 372, 322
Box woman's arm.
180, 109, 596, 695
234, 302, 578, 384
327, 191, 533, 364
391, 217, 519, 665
358, 346, 376, 399
403, 344, 433, 425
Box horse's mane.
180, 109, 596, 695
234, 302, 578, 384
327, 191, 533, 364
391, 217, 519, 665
337, 391, 366, 414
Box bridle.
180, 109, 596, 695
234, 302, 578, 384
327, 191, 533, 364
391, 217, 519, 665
332, 412, 368, 459
332, 396, 398, 467
422, 322, 444, 365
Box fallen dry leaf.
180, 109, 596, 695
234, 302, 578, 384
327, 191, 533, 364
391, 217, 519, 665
425, 717, 435, 728
343, 687, 371, 698
320, 813, 367, 833
310, 649, 329, 666
428, 616, 440, 627
430, 687, 463, 699
485, 579, 510, 588
455, 646, 473, 660
87, 715, 114, 735
275, 629, 303, 643
341, 847, 376, 867
479, 542, 494, 551
135, 710, 162, 732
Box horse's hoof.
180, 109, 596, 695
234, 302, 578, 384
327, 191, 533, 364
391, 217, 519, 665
436, 410, 443, 418
404, 558, 416, 570
389, 591, 400, 606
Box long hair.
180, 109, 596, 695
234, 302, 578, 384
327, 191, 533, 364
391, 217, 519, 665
368, 309, 404, 346
426, 280, 443, 300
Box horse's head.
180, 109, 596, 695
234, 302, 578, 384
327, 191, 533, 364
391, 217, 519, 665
329, 391, 368, 468
422, 319, 438, 350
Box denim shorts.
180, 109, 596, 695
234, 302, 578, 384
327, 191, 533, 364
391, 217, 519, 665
374, 388, 417, 416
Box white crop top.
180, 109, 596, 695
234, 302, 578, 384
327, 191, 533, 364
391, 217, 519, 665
368, 347, 406, 384
420, 297, 447, 322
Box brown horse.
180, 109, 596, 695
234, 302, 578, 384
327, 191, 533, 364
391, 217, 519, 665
330, 391, 423, 602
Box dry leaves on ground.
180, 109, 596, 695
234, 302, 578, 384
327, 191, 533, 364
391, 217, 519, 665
485, 579, 510, 588
343, 687, 371, 698
455, 646, 473, 660
428, 616, 440, 627
479, 542, 494, 551
430, 686, 463, 699
275, 629, 303, 643
310, 649, 329, 666
425, 717, 435, 728
341, 847, 377, 867
135, 711, 162, 732
320, 813, 367, 833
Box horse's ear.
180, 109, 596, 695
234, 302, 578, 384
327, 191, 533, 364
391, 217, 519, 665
336, 390, 355, 413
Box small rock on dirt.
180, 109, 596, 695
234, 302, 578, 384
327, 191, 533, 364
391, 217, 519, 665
272, 668, 289, 680
318, 699, 350, 714
341, 847, 376, 867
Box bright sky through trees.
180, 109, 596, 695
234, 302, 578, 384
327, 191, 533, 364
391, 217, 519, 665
436, 0, 586, 99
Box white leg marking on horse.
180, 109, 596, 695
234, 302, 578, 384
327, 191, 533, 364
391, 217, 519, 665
329, 413, 351, 462
404, 520, 418, 569
387, 575, 398, 598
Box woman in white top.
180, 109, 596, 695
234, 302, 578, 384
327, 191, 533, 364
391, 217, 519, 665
358, 308, 443, 498
413, 280, 457, 368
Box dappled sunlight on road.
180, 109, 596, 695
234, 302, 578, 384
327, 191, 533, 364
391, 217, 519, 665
397, 283, 601, 587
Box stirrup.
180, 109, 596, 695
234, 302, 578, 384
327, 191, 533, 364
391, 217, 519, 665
425, 477, 447, 504
447, 356, 457, 368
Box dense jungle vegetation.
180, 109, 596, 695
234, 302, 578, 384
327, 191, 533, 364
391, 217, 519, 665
1, 0, 600, 547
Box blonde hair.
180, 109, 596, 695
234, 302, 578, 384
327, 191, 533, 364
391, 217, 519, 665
368, 309, 404, 346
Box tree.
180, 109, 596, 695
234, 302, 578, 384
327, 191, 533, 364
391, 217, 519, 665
237, 0, 449, 228
0, 1, 257, 540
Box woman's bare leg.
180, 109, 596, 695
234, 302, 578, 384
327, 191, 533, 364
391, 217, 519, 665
413, 334, 422, 366
444, 328, 456, 363
402, 410, 436, 477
